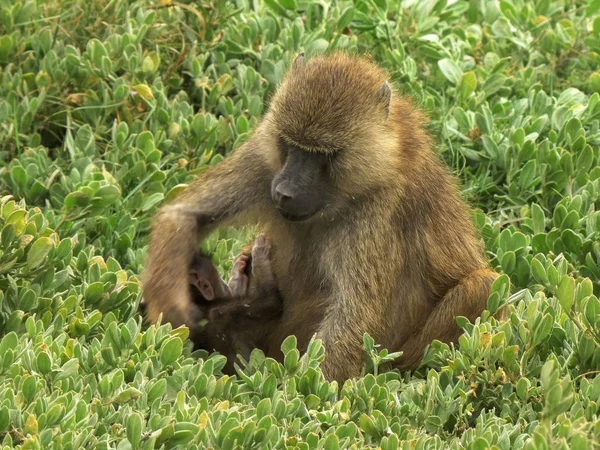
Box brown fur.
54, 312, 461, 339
191, 237, 282, 375
142, 52, 499, 383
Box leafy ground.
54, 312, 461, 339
1, 0, 600, 448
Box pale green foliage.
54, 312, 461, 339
1, 0, 600, 448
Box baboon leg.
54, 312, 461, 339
395, 269, 499, 370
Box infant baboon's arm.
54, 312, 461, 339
208, 234, 281, 323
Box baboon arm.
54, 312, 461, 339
312, 227, 398, 384
394, 268, 499, 370
142, 142, 271, 331
315, 260, 392, 384
316, 296, 384, 383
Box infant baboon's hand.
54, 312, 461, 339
229, 254, 250, 297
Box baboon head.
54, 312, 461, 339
188, 252, 231, 304
265, 52, 398, 222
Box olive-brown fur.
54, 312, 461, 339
142, 52, 499, 383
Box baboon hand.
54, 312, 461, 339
229, 254, 250, 297
251, 234, 271, 266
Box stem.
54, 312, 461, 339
568, 311, 600, 348
519, 346, 533, 377
13, 113, 20, 155
55, 209, 92, 232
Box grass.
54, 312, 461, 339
1, 0, 600, 448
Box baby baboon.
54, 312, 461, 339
187, 235, 282, 374
187, 251, 232, 305
143, 52, 499, 383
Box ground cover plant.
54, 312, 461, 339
1, 0, 600, 448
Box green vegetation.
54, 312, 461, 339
1, 0, 600, 448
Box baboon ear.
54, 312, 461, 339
378, 81, 392, 119
293, 52, 305, 69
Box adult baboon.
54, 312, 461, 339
142, 52, 498, 383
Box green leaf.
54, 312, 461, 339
501, 251, 516, 273
560, 210, 579, 231
96, 185, 121, 206
337, 7, 354, 31
85, 281, 104, 304
147, 378, 167, 403
64, 191, 90, 210
0, 406, 9, 432
508, 232, 527, 252
27, 237, 54, 269
262, 374, 277, 397
438, 58, 462, 84
256, 398, 271, 419
0, 35, 13, 62
324, 435, 339, 450
55, 238, 72, 260
284, 348, 299, 373
0, 101, 8, 125
278, 0, 297, 10
561, 229, 582, 253
585, 296, 600, 326
590, 73, 600, 93
55, 359, 79, 381
11, 166, 27, 188
160, 337, 183, 366
141, 193, 164, 212
557, 275, 575, 312
576, 145, 594, 177
164, 184, 188, 203
126, 413, 143, 448
516, 377, 530, 401
1, 223, 15, 248
0, 332, 17, 356
519, 160, 536, 189
20, 288, 37, 311
533, 313, 553, 347
142, 52, 160, 74
359, 414, 380, 438
588, 0, 600, 17
22, 375, 37, 403
457, 71, 477, 101
472, 437, 490, 450
540, 359, 557, 392
531, 204, 546, 234
115, 387, 142, 404
36, 352, 51, 375
531, 258, 548, 285
281, 335, 297, 355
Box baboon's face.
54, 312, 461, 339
189, 254, 231, 303
271, 138, 332, 222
